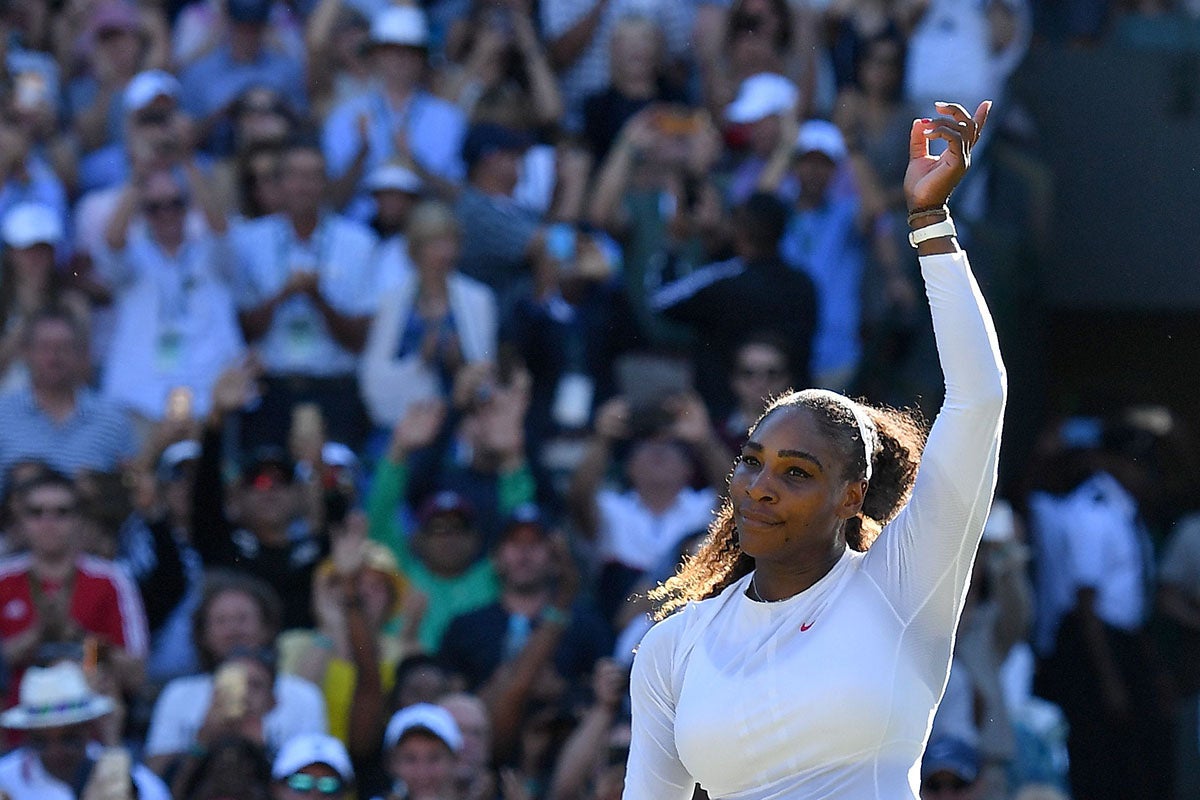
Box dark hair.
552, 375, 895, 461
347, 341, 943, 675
235, 140, 283, 218
726, 0, 792, 52
192, 570, 284, 671
178, 735, 272, 800
734, 193, 789, 250
650, 390, 927, 618
280, 132, 325, 164
853, 31, 907, 103
0, 252, 68, 338
11, 469, 78, 509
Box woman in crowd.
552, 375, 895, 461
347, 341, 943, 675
624, 100, 1005, 799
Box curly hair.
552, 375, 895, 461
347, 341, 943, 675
650, 390, 927, 619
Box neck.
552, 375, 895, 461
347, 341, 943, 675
382, 80, 415, 106
502, 587, 549, 617
751, 537, 846, 600
158, 232, 185, 255
638, 486, 681, 514
290, 210, 320, 238
32, 551, 76, 582
417, 272, 448, 298
33, 383, 77, 417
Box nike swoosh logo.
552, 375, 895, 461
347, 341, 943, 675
800, 622, 814, 632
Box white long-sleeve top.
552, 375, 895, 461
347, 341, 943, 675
624, 250, 1006, 800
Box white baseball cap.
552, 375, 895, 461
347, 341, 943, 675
384, 703, 463, 752
725, 73, 798, 124
794, 119, 847, 162
272, 733, 355, 781
365, 163, 423, 195
369, 6, 429, 48
1, 203, 63, 249
124, 69, 180, 114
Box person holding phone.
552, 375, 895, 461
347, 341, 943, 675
624, 101, 1005, 799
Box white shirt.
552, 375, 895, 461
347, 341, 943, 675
598, 487, 718, 572
0, 745, 170, 800
96, 232, 244, 419
232, 213, 379, 377
144, 672, 328, 758
624, 251, 1006, 800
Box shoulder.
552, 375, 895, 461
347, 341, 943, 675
448, 272, 495, 301
0, 553, 33, 580
415, 91, 466, 123
650, 258, 745, 309
156, 674, 212, 705
277, 673, 326, 707
74, 556, 133, 588
328, 215, 378, 248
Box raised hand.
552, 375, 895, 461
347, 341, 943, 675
389, 399, 447, 459
665, 392, 715, 445
904, 100, 991, 211
593, 396, 631, 442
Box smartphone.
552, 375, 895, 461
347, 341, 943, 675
165, 386, 194, 422
90, 748, 134, 800
213, 662, 249, 719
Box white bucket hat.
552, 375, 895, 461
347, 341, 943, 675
0, 662, 115, 729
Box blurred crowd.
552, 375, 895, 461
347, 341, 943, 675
0, 0, 1191, 798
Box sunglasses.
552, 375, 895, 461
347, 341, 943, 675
143, 197, 187, 215
922, 776, 970, 792
23, 503, 76, 519
285, 773, 344, 795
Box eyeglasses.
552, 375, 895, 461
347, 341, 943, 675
735, 366, 786, 381
23, 504, 76, 519
143, 197, 187, 215
921, 776, 970, 793
285, 773, 344, 795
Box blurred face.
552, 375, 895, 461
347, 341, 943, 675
371, 45, 425, 88
412, 233, 459, 283
920, 771, 975, 799
746, 113, 781, 157
95, 27, 141, 76
732, 343, 791, 416
388, 733, 456, 796
373, 189, 418, 230
357, 569, 394, 628
240, 467, 297, 531
0, 106, 32, 162
24, 318, 84, 391
236, 89, 290, 146
795, 151, 837, 203
275, 762, 347, 800
480, 149, 521, 195
441, 697, 490, 772
18, 484, 79, 560
280, 149, 327, 217
247, 151, 282, 216
731, 406, 862, 562
203, 590, 270, 662
859, 39, 902, 98
494, 526, 551, 592
9, 242, 55, 286
395, 665, 449, 709
141, 172, 188, 243
626, 440, 691, 497
415, 514, 480, 576
609, 24, 658, 86
162, 463, 196, 527
27, 723, 90, 784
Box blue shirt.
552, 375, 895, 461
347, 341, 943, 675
179, 43, 306, 120
780, 197, 865, 377
0, 387, 136, 487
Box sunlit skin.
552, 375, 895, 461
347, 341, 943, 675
731, 405, 866, 600
388, 731, 457, 799
202, 590, 271, 663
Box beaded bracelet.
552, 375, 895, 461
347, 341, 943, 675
906, 205, 950, 225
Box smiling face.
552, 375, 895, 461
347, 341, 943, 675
730, 405, 865, 564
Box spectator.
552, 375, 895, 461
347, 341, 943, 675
920, 736, 979, 799
365, 162, 424, 293
718, 332, 795, 452
228, 140, 285, 222
0, 203, 88, 395
0, 661, 169, 800
233, 137, 378, 449
773, 119, 871, 390
649, 192, 816, 410
438, 692, 496, 800
375, 703, 463, 800
0, 307, 136, 487
304, 0, 372, 121
270, 733, 355, 800
179, 0, 306, 152
0, 471, 148, 697
567, 394, 727, 623
322, 5, 468, 218
97, 162, 243, 429
0, 93, 68, 232
144, 571, 328, 775
722, 72, 799, 204
825, 0, 907, 90
176, 735, 273, 800
209, 86, 297, 214
545, 658, 628, 800
360, 200, 498, 428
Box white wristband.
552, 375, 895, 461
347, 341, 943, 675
908, 217, 957, 248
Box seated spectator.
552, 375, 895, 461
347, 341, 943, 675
567, 394, 728, 623
0, 203, 88, 395
232, 137, 379, 450
144, 570, 328, 775
773, 120, 871, 390
920, 737, 980, 799
718, 332, 795, 452
179, 0, 307, 153
175, 735, 272, 800
0, 661, 170, 800
270, 733, 355, 800
439, 692, 495, 800
97, 163, 243, 429
210, 86, 298, 215
375, 703, 463, 800
438, 0, 563, 127
360, 200, 498, 428
304, 0, 372, 121
322, 5, 468, 218
0, 470, 149, 697
365, 162, 424, 293
722, 72, 800, 204
228, 140, 285, 222
581, 14, 687, 162
0, 307, 135, 486
649, 192, 816, 412
193, 362, 328, 631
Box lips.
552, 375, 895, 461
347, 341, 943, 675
737, 506, 783, 527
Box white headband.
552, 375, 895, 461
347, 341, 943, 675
801, 390, 875, 481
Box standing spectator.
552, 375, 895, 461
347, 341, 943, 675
0, 662, 170, 800
567, 395, 727, 623
179, 0, 307, 152
0, 203, 88, 395
439, 692, 496, 800
722, 72, 799, 204
0, 471, 149, 696
360, 200, 497, 429
233, 138, 378, 449
98, 163, 243, 429
322, 5, 468, 218
365, 163, 424, 294
0, 307, 136, 486
305, 0, 373, 121
209, 86, 297, 217
649, 192, 816, 411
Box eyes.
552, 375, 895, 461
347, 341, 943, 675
735, 453, 811, 479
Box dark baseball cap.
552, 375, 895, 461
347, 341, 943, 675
417, 490, 476, 527
227, 0, 271, 25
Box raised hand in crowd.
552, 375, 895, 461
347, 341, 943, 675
209, 356, 263, 424
387, 398, 448, 462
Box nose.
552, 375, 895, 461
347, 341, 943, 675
744, 469, 777, 503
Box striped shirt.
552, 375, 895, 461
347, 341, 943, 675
0, 388, 135, 486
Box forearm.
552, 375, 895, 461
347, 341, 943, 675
587, 142, 635, 232
547, 704, 617, 800
74, 88, 116, 151
328, 146, 368, 210
343, 602, 385, 761
238, 295, 284, 343
547, 0, 607, 70
1159, 585, 1200, 632
521, 46, 565, 126
184, 161, 228, 235
309, 294, 369, 352
103, 182, 140, 251
1077, 596, 1126, 693
566, 438, 610, 538
481, 618, 568, 762
2, 625, 45, 667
